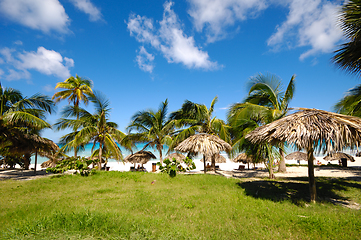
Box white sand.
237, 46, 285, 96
7, 155, 361, 181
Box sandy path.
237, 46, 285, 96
218, 166, 361, 180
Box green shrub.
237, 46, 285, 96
46, 156, 95, 176
157, 157, 196, 177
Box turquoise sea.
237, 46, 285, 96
31, 143, 172, 165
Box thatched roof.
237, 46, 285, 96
246, 108, 361, 152
201, 153, 227, 163
285, 151, 315, 161
124, 150, 156, 164
232, 153, 253, 164
323, 152, 355, 162
165, 152, 186, 162
174, 133, 231, 155
6, 133, 59, 157
41, 159, 58, 168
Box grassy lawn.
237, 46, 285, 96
0, 172, 360, 239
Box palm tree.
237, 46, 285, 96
0, 83, 55, 169
52, 75, 93, 157
55, 92, 125, 170
333, 0, 361, 76
170, 96, 230, 169
170, 96, 229, 143
227, 102, 279, 178
228, 73, 295, 172
126, 99, 175, 164
334, 84, 361, 117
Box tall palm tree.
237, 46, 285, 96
334, 84, 361, 117
170, 96, 230, 169
126, 99, 175, 164
52, 75, 93, 157
228, 73, 295, 172
227, 102, 279, 178
55, 92, 125, 170
170, 96, 230, 143
333, 0, 361, 76
0, 83, 55, 169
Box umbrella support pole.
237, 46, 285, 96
203, 155, 206, 174
307, 148, 317, 203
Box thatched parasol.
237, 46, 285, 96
165, 152, 186, 162
232, 153, 252, 164
201, 153, 227, 163
124, 150, 156, 167
246, 108, 361, 203
175, 133, 231, 173
323, 152, 355, 162
285, 151, 315, 161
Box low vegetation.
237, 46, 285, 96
1, 172, 360, 239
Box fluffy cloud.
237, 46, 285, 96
43, 84, 53, 92
267, 0, 343, 60
69, 0, 103, 22
0, 0, 70, 33
187, 0, 268, 42
0, 47, 74, 81
136, 46, 155, 73
127, 1, 219, 71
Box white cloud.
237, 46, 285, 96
187, 0, 268, 42
136, 46, 155, 73
14, 40, 23, 45
0, 47, 74, 81
0, 0, 70, 33
267, 0, 343, 60
69, 0, 103, 22
43, 84, 53, 92
127, 1, 219, 71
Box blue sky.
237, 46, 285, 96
0, 0, 358, 142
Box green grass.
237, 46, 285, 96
1, 172, 361, 239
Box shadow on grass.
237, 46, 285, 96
237, 177, 361, 206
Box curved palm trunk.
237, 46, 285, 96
157, 144, 163, 164
307, 147, 317, 203
159, 149, 163, 164
34, 150, 38, 174
98, 142, 103, 170
278, 148, 286, 172
268, 162, 274, 179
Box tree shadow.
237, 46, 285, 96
237, 177, 361, 206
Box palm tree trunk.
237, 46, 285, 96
24, 153, 31, 170
268, 162, 274, 179
34, 150, 38, 175
203, 155, 206, 174
211, 154, 216, 172
74, 103, 79, 158
159, 148, 163, 164
278, 148, 286, 172
307, 147, 317, 203
98, 142, 103, 170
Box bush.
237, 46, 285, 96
46, 156, 95, 176
157, 157, 196, 177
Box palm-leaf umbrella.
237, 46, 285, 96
285, 151, 315, 161
124, 150, 156, 169
175, 133, 231, 173
201, 153, 227, 163
165, 152, 186, 162
232, 153, 253, 169
232, 153, 252, 163
323, 152, 355, 164
246, 108, 361, 202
